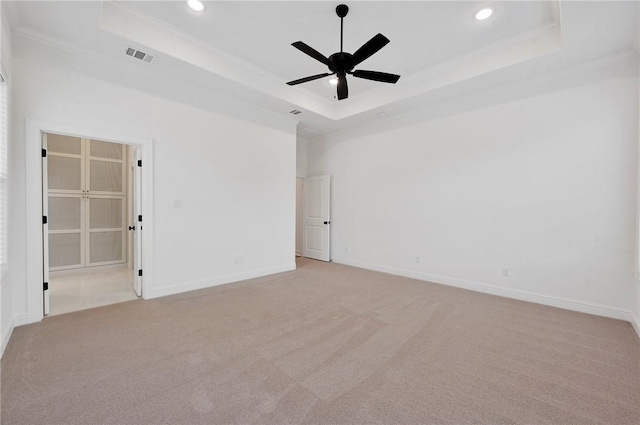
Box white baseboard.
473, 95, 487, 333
50, 263, 128, 276
13, 314, 29, 327
631, 313, 640, 340
1, 314, 25, 358
147, 263, 297, 299
1, 319, 13, 357
1, 314, 27, 357
332, 257, 635, 324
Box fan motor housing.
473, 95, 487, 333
328, 52, 355, 73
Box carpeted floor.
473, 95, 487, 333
2, 258, 639, 424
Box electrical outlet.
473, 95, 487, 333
501, 268, 510, 277
172, 199, 182, 208
415, 256, 421, 263
234, 256, 245, 265
345, 245, 350, 253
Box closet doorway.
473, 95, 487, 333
42, 132, 142, 316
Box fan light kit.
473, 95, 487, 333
329, 78, 338, 85
287, 4, 400, 100
475, 8, 494, 20
187, 0, 204, 12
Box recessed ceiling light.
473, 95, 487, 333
187, 0, 204, 12
475, 8, 493, 21
329, 78, 338, 85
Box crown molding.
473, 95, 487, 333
338, 21, 563, 119
320, 49, 638, 142
100, 0, 565, 122
100, 1, 339, 119
12, 25, 298, 133
340, 21, 562, 105
105, 0, 331, 106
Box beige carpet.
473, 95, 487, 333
2, 258, 639, 424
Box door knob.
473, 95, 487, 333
324, 221, 330, 225
128, 226, 135, 231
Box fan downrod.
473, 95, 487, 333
336, 4, 349, 18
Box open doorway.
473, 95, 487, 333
42, 132, 143, 316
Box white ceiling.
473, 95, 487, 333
122, 1, 554, 96
5, 1, 640, 137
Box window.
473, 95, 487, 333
0, 70, 8, 279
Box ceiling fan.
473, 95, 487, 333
286, 4, 400, 100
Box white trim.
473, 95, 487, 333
147, 263, 297, 300
321, 50, 639, 142
50, 263, 128, 276
13, 314, 27, 328
1, 314, 27, 357
11, 1, 565, 122
1, 317, 13, 356
26, 119, 155, 324
12, 27, 296, 134
98, 0, 562, 121
98, 1, 334, 118
632, 313, 640, 340
332, 257, 636, 324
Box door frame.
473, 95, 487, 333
295, 177, 304, 257
26, 119, 155, 323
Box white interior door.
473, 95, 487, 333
46, 134, 85, 271
86, 195, 125, 266
85, 139, 126, 267
302, 175, 331, 262
133, 148, 142, 296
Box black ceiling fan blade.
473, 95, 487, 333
352, 70, 400, 84
287, 73, 333, 86
291, 41, 331, 66
337, 74, 348, 100
351, 33, 390, 66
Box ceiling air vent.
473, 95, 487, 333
289, 110, 302, 115
125, 47, 154, 63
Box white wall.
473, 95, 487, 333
1, 3, 13, 356
309, 59, 639, 321
635, 47, 640, 334
296, 137, 308, 178
9, 38, 297, 326
295, 137, 309, 255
